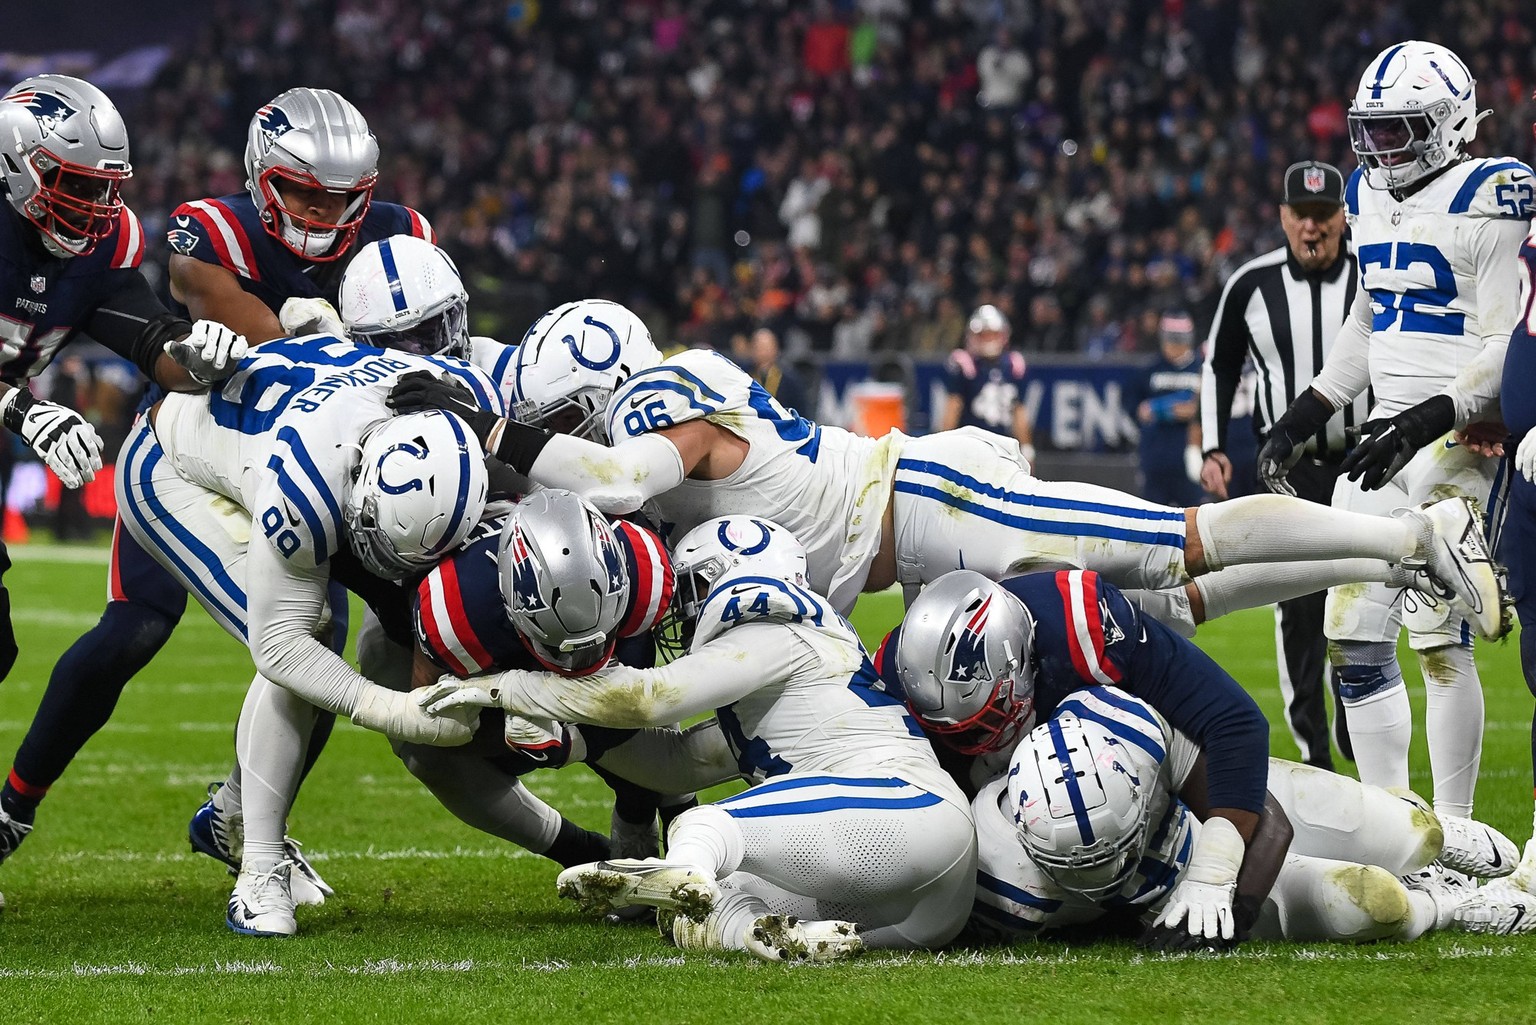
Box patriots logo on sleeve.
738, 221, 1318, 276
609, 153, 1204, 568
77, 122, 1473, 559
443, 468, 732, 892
5, 90, 77, 134
167, 228, 199, 256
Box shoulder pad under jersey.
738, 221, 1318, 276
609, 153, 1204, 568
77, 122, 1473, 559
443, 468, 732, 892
606, 349, 750, 442
1444, 157, 1536, 219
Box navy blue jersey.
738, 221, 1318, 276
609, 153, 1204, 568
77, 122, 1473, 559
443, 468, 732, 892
415, 514, 674, 678
0, 201, 146, 382
874, 569, 1268, 813
1502, 233, 1536, 440
1133, 351, 1201, 462
167, 192, 433, 314
944, 348, 1028, 435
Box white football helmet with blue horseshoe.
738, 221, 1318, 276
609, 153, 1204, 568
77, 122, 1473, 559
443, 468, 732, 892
345, 409, 489, 579
340, 234, 471, 360
657, 515, 808, 659
1348, 40, 1483, 192
510, 299, 662, 441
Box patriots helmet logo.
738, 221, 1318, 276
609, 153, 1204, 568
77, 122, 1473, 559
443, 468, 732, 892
507, 527, 546, 611
5, 90, 78, 136
255, 104, 296, 146
594, 522, 625, 595
948, 593, 994, 685
167, 228, 199, 256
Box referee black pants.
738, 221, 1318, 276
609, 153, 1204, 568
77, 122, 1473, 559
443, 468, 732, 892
1272, 455, 1351, 770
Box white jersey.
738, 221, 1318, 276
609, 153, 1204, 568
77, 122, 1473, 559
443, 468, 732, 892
970, 687, 1199, 938
489, 569, 965, 805
469, 335, 517, 407
154, 335, 502, 568
606, 349, 903, 610
1313, 157, 1534, 421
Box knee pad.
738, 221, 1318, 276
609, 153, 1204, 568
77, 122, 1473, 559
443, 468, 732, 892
1329, 864, 1411, 939
1329, 640, 1403, 704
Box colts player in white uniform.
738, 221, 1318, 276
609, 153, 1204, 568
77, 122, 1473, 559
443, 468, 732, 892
389, 300, 1503, 639
1260, 41, 1532, 827
416, 516, 977, 962
117, 337, 497, 935
972, 693, 1504, 945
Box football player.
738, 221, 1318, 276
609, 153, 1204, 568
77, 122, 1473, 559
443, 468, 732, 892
1259, 42, 1530, 832
117, 335, 497, 935
877, 569, 1516, 947
417, 516, 977, 963
0, 75, 250, 870
972, 694, 1511, 945
936, 304, 1034, 459
388, 300, 1504, 645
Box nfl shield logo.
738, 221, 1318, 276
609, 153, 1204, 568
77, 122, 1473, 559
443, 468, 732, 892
29, 275, 45, 294
1303, 167, 1326, 193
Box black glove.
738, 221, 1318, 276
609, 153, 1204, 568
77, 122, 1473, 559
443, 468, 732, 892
386, 370, 498, 444
1137, 920, 1240, 954
1257, 390, 1334, 497
1340, 394, 1455, 492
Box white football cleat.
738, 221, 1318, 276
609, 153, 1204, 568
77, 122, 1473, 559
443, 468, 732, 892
745, 914, 865, 963
556, 858, 720, 920
1401, 864, 1476, 931
1437, 815, 1520, 879
226, 861, 298, 938
283, 837, 334, 906
1453, 881, 1536, 936
1409, 497, 1508, 639
190, 783, 331, 906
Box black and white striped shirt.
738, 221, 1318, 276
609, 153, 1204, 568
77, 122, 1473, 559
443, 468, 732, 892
1201, 244, 1370, 460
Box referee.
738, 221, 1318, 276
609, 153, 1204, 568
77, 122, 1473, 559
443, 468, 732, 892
1199, 160, 1370, 770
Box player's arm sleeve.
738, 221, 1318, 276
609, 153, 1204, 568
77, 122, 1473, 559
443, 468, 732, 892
487, 426, 685, 516
483, 623, 806, 727
1114, 614, 1269, 815
81, 271, 199, 387
1439, 217, 1531, 425
590, 719, 742, 792
1200, 276, 1251, 451
244, 536, 372, 715
1308, 285, 1373, 411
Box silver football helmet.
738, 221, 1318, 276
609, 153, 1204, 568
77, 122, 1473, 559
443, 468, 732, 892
244, 87, 378, 260
498, 489, 629, 674
1009, 713, 1155, 899
1348, 41, 1481, 192
510, 299, 662, 440
345, 410, 488, 580
895, 570, 1036, 756
656, 516, 808, 661
0, 75, 130, 258
340, 235, 470, 359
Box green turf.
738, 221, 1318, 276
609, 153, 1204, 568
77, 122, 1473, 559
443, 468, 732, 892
1, 545, 1533, 1024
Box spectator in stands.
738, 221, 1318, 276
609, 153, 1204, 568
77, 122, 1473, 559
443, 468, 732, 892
748, 327, 810, 416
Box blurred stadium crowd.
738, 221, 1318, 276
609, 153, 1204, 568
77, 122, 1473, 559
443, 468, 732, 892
111, 0, 1536, 359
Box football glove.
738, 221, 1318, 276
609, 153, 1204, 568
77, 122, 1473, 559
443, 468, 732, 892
351, 685, 478, 746
164, 320, 249, 386
387, 370, 498, 444
0, 387, 103, 489
278, 296, 346, 338
1256, 391, 1333, 497
1518, 430, 1536, 482
416, 674, 527, 717
504, 714, 577, 768
1141, 816, 1244, 952
1341, 394, 1455, 492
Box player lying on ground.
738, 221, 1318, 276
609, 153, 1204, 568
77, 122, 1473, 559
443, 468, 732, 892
417, 516, 977, 962
878, 569, 1515, 947
971, 693, 1513, 946
118, 336, 495, 936
387, 299, 1506, 643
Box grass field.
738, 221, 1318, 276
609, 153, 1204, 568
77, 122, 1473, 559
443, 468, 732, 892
1, 543, 1533, 1024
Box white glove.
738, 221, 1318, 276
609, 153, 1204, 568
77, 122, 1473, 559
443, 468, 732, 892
164, 320, 249, 385
504, 714, 580, 767
1517, 430, 1536, 481
0, 387, 103, 489
416, 674, 527, 717
1184, 443, 1204, 484
351, 684, 478, 746
279, 296, 346, 339
1149, 816, 1244, 946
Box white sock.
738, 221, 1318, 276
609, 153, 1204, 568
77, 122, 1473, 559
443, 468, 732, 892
665, 804, 743, 878
1195, 497, 1416, 573
1399, 888, 1442, 939
1195, 559, 1405, 622
1343, 685, 1412, 791
236, 674, 317, 873
1419, 644, 1483, 819
213, 769, 242, 820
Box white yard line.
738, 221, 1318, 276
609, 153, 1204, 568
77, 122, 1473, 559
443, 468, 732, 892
7, 544, 110, 565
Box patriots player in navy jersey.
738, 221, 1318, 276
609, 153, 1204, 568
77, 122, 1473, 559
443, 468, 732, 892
0, 75, 255, 873
0, 86, 430, 885
937, 304, 1035, 460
